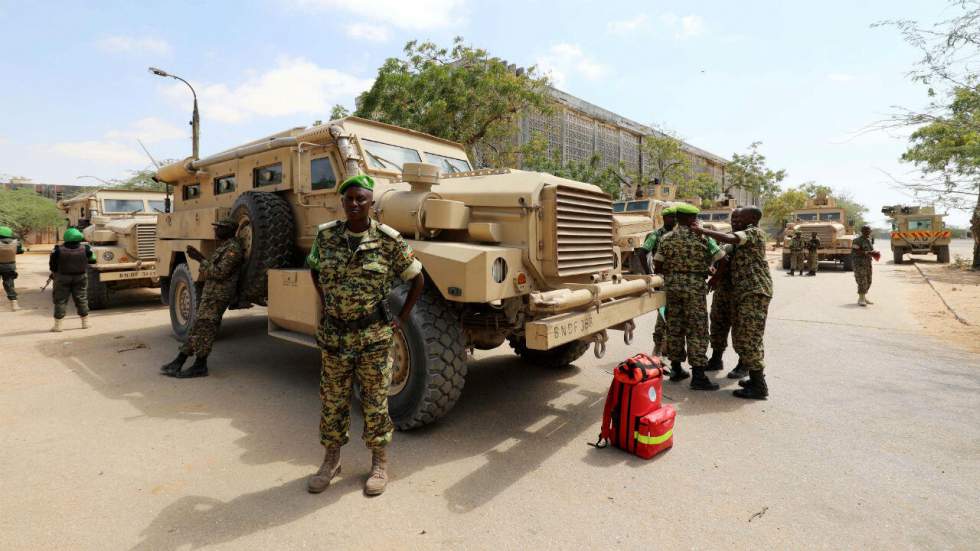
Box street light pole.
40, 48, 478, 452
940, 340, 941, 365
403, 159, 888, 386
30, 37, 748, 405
148, 67, 200, 159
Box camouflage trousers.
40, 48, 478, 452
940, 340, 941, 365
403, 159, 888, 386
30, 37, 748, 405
732, 293, 771, 372
665, 275, 709, 368
790, 251, 805, 272
854, 261, 872, 294
807, 252, 819, 273
319, 331, 394, 449
0, 263, 16, 300
179, 290, 232, 358
652, 311, 667, 353
709, 285, 736, 352
52, 274, 88, 319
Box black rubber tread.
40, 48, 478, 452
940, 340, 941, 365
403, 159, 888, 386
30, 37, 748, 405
388, 286, 468, 430
507, 336, 590, 369
231, 192, 295, 306
168, 263, 197, 342
86, 269, 110, 310
781, 253, 791, 270
936, 245, 950, 264
893, 248, 904, 265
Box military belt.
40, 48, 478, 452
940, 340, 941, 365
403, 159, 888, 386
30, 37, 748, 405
325, 302, 392, 331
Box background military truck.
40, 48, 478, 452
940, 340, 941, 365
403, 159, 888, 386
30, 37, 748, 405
882, 205, 951, 264
781, 192, 857, 271
694, 198, 736, 233
59, 190, 165, 309
612, 198, 671, 274
154, 116, 664, 430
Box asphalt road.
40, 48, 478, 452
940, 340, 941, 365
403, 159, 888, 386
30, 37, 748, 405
1, 247, 978, 550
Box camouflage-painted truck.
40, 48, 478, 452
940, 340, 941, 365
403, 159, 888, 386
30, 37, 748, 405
781, 193, 857, 271
882, 205, 951, 264
59, 189, 165, 309
153, 116, 664, 429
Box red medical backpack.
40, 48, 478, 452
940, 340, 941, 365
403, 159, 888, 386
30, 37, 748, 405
595, 353, 676, 459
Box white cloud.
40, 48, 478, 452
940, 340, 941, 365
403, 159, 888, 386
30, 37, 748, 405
607, 14, 648, 33
536, 43, 608, 88
97, 35, 172, 56
164, 57, 373, 124
346, 23, 390, 42
49, 141, 146, 165
105, 117, 186, 144
660, 13, 705, 39
289, 0, 465, 30
828, 73, 856, 82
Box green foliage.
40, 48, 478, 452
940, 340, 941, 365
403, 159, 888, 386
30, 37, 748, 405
616, 130, 720, 201
330, 104, 350, 120
679, 172, 720, 205
109, 169, 167, 192
725, 142, 786, 200
521, 134, 623, 196
762, 188, 809, 229
355, 37, 552, 167
0, 188, 64, 237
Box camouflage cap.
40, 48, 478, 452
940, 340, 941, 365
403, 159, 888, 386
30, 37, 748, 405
63, 227, 84, 242
212, 217, 236, 228
0, 226, 13, 238
338, 174, 375, 194
674, 203, 700, 215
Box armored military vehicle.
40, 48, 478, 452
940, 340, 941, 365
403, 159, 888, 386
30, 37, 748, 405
612, 198, 671, 273
59, 190, 165, 309
154, 116, 664, 429
882, 205, 951, 263
781, 193, 856, 270
695, 198, 736, 233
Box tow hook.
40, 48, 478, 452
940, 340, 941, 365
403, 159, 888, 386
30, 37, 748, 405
622, 320, 635, 345
592, 330, 609, 359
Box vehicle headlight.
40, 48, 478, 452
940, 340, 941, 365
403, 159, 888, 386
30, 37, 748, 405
102, 251, 114, 261
491, 257, 508, 283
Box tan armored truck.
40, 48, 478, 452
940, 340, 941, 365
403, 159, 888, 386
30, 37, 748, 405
59, 190, 165, 309
153, 116, 664, 429
882, 205, 951, 264
695, 198, 736, 233
612, 198, 671, 273
781, 193, 857, 271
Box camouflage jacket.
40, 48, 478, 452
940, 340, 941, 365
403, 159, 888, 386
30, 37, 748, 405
851, 236, 873, 265
653, 225, 724, 292
789, 235, 805, 252
732, 226, 773, 299
807, 237, 821, 251
638, 226, 669, 254
200, 237, 244, 298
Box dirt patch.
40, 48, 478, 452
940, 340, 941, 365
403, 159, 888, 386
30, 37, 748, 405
906, 263, 980, 354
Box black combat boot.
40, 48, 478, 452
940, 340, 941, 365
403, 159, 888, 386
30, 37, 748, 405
668, 360, 690, 382
726, 361, 749, 379
808, 271, 816, 276
160, 352, 189, 376
705, 349, 724, 371
689, 368, 720, 391
788, 270, 795, 276
733, 369, 768, 400
175, 355, 209, 378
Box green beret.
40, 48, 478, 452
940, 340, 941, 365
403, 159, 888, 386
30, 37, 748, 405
661, 206, 676, 215
675, 203, 700, 215
339, 174, 375, 194
63, 228, 84, 242
0, 226, 13, 238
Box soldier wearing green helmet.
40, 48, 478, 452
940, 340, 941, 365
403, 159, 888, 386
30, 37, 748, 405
0, 225, 25, 311
48, 227, 96, 331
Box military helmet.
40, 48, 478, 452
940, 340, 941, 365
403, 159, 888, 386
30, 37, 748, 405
63, 227, 84, 242
0, 226, 13, 238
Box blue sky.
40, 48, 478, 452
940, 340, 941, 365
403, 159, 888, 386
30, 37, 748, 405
0, 0, 968, 226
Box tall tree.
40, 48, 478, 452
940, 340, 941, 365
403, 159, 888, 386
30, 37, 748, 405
521, 134, 623, 196
355, 37, 552, 168
762, 187, 810, 234
109, 168, 168, 192
724, 142, 786, 201
621, 130, 719, 202
0, 188, 63, 238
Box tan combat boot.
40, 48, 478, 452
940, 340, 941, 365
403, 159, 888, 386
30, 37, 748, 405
364, 447, 388, 496
307, 445, 341, 494
858, 294, 867, 307
80, 316, 91, 329
51, 319, 63, 332
9, 300, 19, 312
864, 295, 874, 305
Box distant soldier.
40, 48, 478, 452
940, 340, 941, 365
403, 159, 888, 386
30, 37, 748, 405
48, 228, 96, 332
707, 208, 743, 376
852, 225, 878, 306
653, 203, 725, 390
788, 231, 805, 276
306, 175, 424, 497
0, 226, 24, 312
694, 206, 773, 399
806, 232, 821, 276
160, 218, 244, 378
637, 205, 677, 358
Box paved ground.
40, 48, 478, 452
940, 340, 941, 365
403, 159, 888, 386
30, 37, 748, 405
1, 245, 978, 550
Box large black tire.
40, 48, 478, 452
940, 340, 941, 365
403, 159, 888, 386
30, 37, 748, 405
781, 253, 791, 270
387, 286, 467, 430
936, 245, 950, 264
168, 263, 198, 342
893, 248, 904, 265
230, 192, 295, 306
86, 269, 109, 310
508, 336, 590, 369
841, 254, 854, 271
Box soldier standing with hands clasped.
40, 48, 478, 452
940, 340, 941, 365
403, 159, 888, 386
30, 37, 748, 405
852, 225, 878, 306
788, 230, 805, 276
48, 228, 96, 332
306, 174, 424, 497
0, 226, 24, 312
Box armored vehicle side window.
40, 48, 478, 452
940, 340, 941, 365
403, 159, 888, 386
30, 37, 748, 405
183, 184, 201, 200
424, 152, 471, 174
311, 157, 337, 190
254, 163, 283, 187
819, 212, 841, 221
712, 213, 729, 221
214, 175, 236, 195
613, 202, 626, 213
626, 201, 650, 212
104, 199, 146, 213
796, 213, 817, 221
698, 213, 711, 221
362, 139, 421, 170
909, 219, 933, 230
149, 200, 166, 213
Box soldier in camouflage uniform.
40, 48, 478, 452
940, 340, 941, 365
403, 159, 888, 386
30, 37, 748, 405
160, 218, 244, 378
806, 232, 821, 276
694, 206, 773, 399
788, 231, 805, 276
852, 225, 877, 306
707, 209, 742, 375
0, 226, 24, 312
636, 206, 677, 358
306, 174, 424, 497
48, 227, 96, 332
653, 203, 726, 391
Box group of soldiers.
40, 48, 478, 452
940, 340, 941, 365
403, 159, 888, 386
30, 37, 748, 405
787, 230, 822, 276
636, 204, 773, 400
